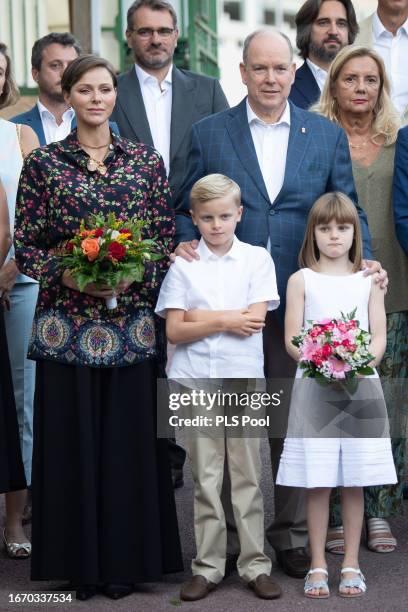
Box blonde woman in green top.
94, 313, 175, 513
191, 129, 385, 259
313, 45, 407, 555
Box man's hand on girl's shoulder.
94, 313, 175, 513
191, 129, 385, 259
361, 260, 388, 291
170, 240, 200, 263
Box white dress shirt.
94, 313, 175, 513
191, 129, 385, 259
306, 59, 328, 92
372, 11, 408, 115
135, 63, 172, 175
246, 100, 290, 205
37, 101, 75, 144
155, 237, 280, 379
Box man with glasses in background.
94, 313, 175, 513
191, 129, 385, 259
112, 0, 229, 202
111, 0, 229, 490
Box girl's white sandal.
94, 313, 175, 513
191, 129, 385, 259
339, 567, 366, 598
304, 568, 330, 599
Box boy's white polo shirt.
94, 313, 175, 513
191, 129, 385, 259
155, 237, 280, 379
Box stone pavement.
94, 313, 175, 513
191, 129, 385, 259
1, 439, 407, 612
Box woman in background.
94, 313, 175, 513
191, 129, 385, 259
0, 41, 39, 558
314, 45, 407, 555
1, 179, 28, 550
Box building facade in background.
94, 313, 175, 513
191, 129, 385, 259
0, 0, 378, 111
218, 0, 377, 104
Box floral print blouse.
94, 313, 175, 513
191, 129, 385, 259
14, 130, 174, 368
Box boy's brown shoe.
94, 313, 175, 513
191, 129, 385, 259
248, 574, 282, 599
180, 575, 217, 601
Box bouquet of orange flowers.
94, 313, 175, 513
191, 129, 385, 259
63, 212, 162, 309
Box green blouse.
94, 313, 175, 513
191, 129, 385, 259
352, 144, 408, 314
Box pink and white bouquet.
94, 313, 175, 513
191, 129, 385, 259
292, 308, 374, 390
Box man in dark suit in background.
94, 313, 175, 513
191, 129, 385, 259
111, 0, 229, 202
393, 124, 408, 256
111, 0, 229, 488
11, 33, 119, 143
289, 0, 358, 109
174, 29, 373, 580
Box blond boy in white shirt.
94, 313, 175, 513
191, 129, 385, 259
155, 174, 281, 601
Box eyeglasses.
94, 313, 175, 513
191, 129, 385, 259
130, 27, 175, 39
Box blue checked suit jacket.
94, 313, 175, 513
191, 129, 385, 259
175, 98, 372, 314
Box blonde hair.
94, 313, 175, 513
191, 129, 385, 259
189, 174, 241, 209
299, 192, 363, 273
313, 45, 400, 146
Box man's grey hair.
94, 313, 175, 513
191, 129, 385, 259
126, 0, 178, 29
242, 29, 294, 65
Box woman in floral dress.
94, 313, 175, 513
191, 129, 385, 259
14, 55, 182, 600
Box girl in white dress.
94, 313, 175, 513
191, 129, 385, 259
277, 192, 397, 599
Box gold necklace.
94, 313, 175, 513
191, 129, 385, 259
348, 139, 369, 149
78, 140, 112, 149
81, 143, 111, 175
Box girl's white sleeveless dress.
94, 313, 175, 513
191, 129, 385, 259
277, 269, 397, 488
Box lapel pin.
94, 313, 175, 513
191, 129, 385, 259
301, 127, 306, 134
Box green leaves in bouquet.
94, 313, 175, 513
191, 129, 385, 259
344, 372, 359, 395
340, 307, 359, 327
62, 211, 164, 292
291, 334, 302, 348
357, 365, 375, 376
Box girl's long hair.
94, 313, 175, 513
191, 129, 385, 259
312, 45, 400, 146
299, 192, 363, 273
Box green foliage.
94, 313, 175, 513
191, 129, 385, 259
61, 212, 163, 291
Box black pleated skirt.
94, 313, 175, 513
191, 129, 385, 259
0, 308, 26, 494
31, 358, 183, 584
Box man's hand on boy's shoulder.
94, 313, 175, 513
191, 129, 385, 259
170, 240, 200, 263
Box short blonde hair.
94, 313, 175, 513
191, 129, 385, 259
299, 192, 363, 273
312, 45, 400, 146
189, 174, 241, 209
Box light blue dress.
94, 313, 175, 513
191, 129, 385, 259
0, 118, 38, 484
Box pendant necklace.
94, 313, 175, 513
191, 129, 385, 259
86, 156, 108, 175
78, 140, 113, 175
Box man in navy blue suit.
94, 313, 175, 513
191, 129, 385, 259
393, 124, 408, 257
10, 33, 82, 145
289, 0, 358, 109
11, 33, 119, 144
174, 29, 375, 580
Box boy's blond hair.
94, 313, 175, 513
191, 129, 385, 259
189, 174, 241, 208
